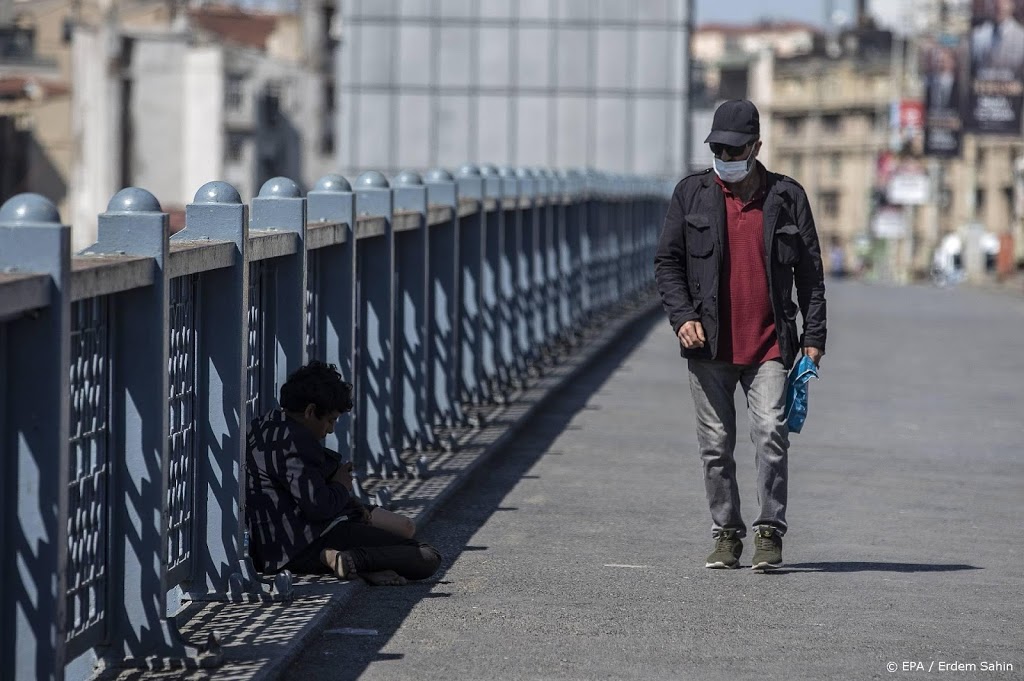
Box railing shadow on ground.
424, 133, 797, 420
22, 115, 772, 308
286, 309, 663, 681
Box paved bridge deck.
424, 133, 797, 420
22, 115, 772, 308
285, 281, 1023, 681
108, 281, 1024, 681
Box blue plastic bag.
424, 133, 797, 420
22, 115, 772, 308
785, 355, 819, 434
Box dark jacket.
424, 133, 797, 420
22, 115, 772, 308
654, 165, 827, 369
245, 409, 363, 572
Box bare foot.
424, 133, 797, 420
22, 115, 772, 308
360, 570, 408, 586
320, 549, 357, 580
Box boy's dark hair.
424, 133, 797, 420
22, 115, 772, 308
279, 361, 354, 416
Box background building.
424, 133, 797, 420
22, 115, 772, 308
70, 0, 337, 249
335, 0, 694, 178
0, 0, 336, 250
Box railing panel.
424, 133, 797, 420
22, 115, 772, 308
306, 249, 321, 362
166, 274, 199, 585
66, 296, 111, 657
247, 260, 267, 424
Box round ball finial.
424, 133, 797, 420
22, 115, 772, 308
457, 164, 480, 178
314, 174, 352, 193
194, 181, 242, 205
258, 177, 301, 198
0, 193, 61, 225
479, 164, 499, 177
426, 168, 454, 183
393, 170, 424, 187
106, 187, 161, 214
356, 171, 390, 189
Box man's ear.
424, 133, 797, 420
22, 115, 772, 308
303, 403, 318, 420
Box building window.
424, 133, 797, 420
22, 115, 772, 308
791, 153, 802, 178
822, 115, 840, 133
226, 74, 244, 111
323, 80, 335, 114
975, 188, 986, 214
784, 116, 802, 136
226, 131, 246, 162
830, 153, 841, 175
820, 190, 839, 218
320, 127, 335, 156
261, 83, 283, 126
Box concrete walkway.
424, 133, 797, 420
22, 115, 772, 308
286, 280, 1024, 681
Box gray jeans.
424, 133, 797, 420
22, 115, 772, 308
687, 358, 789, 539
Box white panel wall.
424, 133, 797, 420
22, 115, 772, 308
338, 0, 692, 177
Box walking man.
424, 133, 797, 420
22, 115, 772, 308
654, 99, 827, 570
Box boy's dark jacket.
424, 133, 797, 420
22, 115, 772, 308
245, 409, 363, 572
654, 164, 827, 369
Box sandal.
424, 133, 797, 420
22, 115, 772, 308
320, 548, 357, 580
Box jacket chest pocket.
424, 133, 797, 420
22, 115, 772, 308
685, 214, 714, 258
774, 223, 802, 265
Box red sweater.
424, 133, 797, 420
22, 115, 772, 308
715, 174, 780, 365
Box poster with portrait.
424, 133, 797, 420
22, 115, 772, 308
922, 41, 964, 157
966, 0, 1024, 134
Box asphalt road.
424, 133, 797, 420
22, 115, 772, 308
287, 280, 1024, 681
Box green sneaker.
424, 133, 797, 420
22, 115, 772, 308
705, 529, 743, 569
751, 527, 783, 570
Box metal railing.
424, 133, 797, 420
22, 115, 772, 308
0, 166, 669, 680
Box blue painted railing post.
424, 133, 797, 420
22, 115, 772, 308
423, 169, 463, 438
559, 170, 583, 333
307, 174, 356, 460
580, 173, 595, 317
527, 169, 548, 357
353, 171, 396, 477
0, 194, 71, 681
392, 171, 432, 454
251, 177, 308, 408
553, 171, 573, 337
478, 164, 502, 404
540, 169, 561, 345
455, 165, 485, 418
173, 182, 289, 604
496, 167, 521, 389
514, 168, 539, 374
83, 188, 218, 670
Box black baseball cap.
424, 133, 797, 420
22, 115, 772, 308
704, 99, 760, 147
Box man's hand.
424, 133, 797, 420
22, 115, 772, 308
677, 320, 706, 349
803, 346, 824, 366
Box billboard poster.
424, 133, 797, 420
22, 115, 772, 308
922, 41, 964, 157
889, 100, 925, 155
966, 0, 1024, 134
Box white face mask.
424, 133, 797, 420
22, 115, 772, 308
713, 154, 755, 183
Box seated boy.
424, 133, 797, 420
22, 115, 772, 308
245, 361, 441, 585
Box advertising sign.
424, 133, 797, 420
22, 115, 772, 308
965, 0, 1024, 134
922, 41, 964, 156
